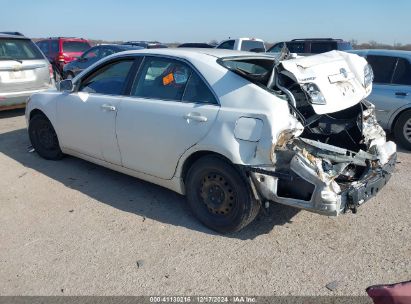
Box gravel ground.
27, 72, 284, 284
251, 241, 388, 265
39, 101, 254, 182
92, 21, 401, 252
0, 109, 410, 296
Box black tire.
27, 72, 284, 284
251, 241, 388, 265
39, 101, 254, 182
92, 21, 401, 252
393, 110, 411, 150
185, 155, 260, 234
28, 114, 64, 160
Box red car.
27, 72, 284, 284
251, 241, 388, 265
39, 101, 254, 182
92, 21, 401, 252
36, 37, 91, 81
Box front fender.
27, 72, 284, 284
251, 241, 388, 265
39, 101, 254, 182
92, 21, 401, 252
26, 91, 59, 130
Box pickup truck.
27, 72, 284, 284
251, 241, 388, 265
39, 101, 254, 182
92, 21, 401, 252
215, 38, 266, 52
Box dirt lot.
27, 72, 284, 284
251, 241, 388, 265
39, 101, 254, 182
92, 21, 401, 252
0, 109, 410, 296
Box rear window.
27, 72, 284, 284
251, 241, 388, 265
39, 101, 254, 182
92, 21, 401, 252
63, 41, 90, 53
219, 57, 275, 85
0, 38, 44, 60
241, 40, 265, 52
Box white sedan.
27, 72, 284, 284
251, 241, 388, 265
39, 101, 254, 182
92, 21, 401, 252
26, 48, 397, 233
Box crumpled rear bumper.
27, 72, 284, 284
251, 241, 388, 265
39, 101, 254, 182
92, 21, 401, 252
342, 152, 396, 213
248, 145, 397, 216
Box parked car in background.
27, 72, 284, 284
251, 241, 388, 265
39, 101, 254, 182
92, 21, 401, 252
122, 41, 168, 49
267, 38, 353, 55
0, 32, 54, 111
349, 49, 411, 150
36, 37, 91, 81
178, 43, 215, 48
63, 44, 142, 79
216, 38, 266, 52
26, 49, 396, 233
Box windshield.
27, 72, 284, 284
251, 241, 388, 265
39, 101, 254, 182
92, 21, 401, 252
63, 41, 91, 53
338, 42, 353, 51
0, 38, 44, 60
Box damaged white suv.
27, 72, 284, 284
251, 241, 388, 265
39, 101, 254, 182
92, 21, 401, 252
26, 48, 397, 233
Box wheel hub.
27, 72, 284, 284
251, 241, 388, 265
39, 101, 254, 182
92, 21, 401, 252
403, 117, 411, 143
200, 173, 235, 215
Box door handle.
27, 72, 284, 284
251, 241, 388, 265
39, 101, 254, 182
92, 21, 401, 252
183, 113, 208, 122
395, 92, 409, 97
101, 104, 116, 111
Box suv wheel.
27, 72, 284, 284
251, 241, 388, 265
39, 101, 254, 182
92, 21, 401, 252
29, 114, 63, 160
185, 156, 260, 234
393, 110, 411, 150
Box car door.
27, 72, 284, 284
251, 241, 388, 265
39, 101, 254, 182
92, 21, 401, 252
116, 56, 220, 179
366, 55, 411, 129
56, 58, 136, 165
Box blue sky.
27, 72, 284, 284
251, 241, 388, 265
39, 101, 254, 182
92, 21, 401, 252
1, 0, 410, 44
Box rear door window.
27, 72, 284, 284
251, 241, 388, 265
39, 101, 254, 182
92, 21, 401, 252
79, 59, 134, 95
392, 58, 411, 85
0, 38, 44, 60
63, 41, 90, 53
131, 57, 191, 101
182, 72, 217, 104
217, 40, 235, 50
366, 55, 397, 84
286, 42, 305, 53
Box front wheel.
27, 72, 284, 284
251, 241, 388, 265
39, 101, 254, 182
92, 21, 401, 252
185, 156, 260, 234
393, 110, 411, 150
28, 114, 64, 160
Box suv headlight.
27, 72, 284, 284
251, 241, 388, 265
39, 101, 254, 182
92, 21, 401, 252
364, 64, 374, 87
302, 83, 326, 105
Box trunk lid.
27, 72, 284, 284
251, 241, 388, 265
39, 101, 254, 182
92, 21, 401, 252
280, 50, 372, 115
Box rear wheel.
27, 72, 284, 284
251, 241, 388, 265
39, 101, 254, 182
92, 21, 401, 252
185, 155, 260, 234
393, 110, 411, 150
29, 114, 63, 160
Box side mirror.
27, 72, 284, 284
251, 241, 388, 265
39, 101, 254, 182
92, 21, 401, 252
59, 79, 74, 92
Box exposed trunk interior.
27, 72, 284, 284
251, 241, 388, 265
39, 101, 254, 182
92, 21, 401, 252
275, 72, 368, 152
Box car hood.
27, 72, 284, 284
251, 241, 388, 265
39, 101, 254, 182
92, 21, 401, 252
279, 50, 372, 115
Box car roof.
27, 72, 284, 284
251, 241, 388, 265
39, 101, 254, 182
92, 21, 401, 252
348, 49, 411, 59
95, 44, 143, 50
0, 33, 28, 40
112, 48, 276, 60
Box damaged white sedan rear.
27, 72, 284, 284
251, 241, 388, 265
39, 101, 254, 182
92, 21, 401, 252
26, 48, 397, 233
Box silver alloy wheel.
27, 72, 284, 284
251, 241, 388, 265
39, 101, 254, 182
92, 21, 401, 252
404, 117, 411, 143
